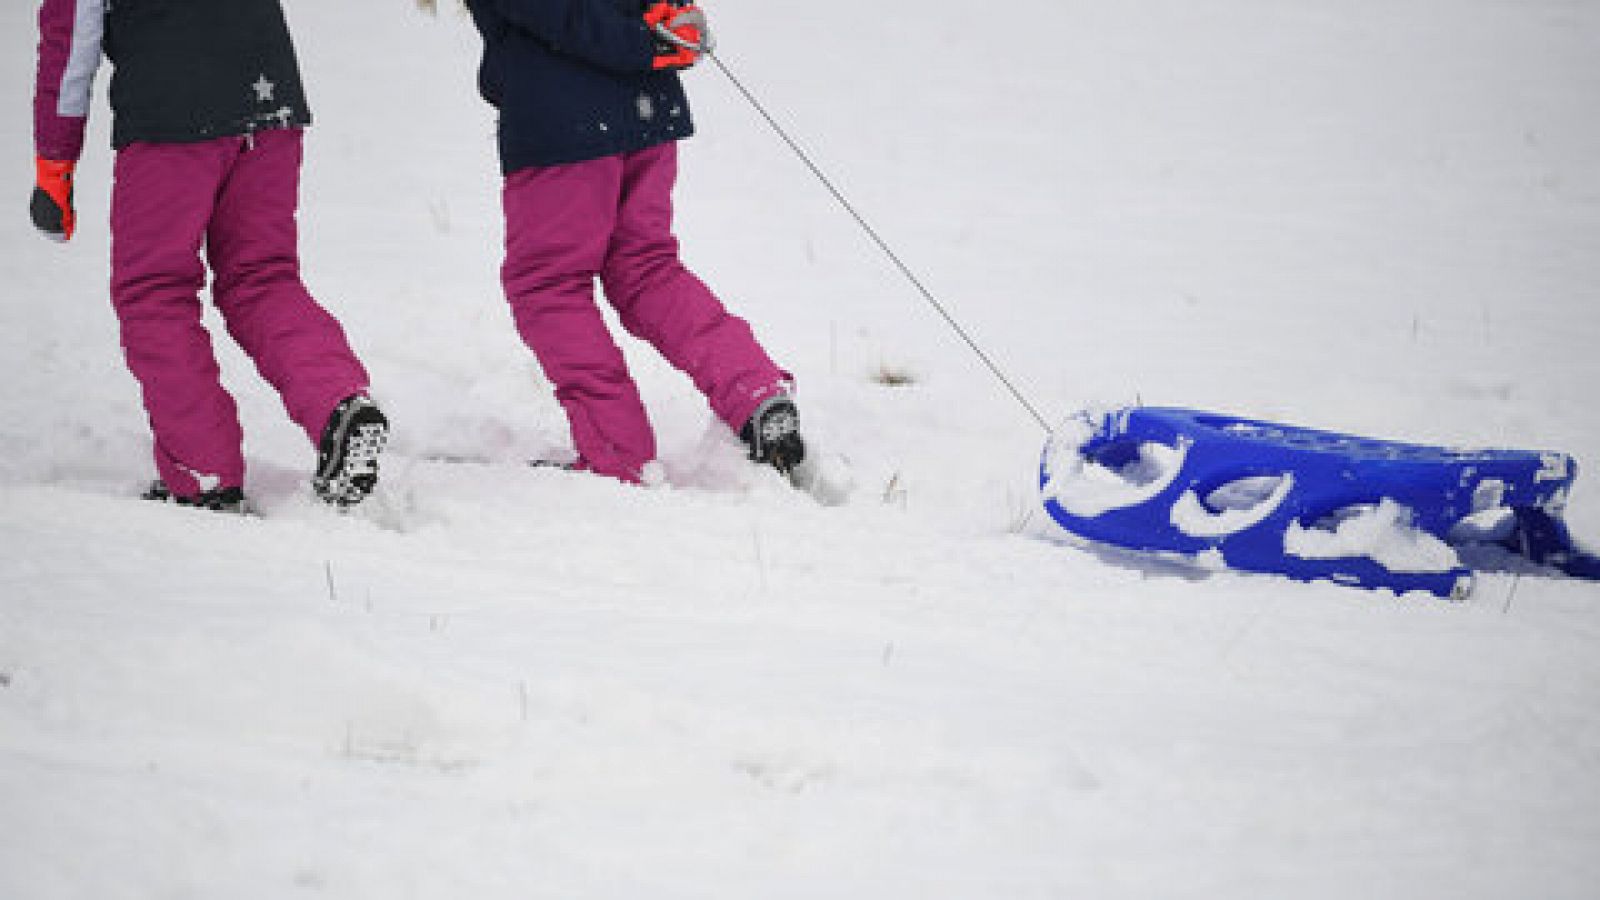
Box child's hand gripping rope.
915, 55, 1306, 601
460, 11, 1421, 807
644, 1, 713, 70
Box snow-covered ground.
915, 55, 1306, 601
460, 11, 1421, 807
3, 1, 1599, 897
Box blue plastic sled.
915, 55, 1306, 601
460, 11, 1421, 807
1039, 406, 1600, 598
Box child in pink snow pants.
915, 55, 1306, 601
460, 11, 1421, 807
31, 0, 388, 510
502, 143, 797, 482
461, 0, 807, 484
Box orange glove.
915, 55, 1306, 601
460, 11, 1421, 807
31, 157, 76, 242
644, 2, 712, 70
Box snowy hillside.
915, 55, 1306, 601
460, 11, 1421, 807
3, 1, 1599, 897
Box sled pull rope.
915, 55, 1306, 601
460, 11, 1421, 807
708, 52, 1053, 434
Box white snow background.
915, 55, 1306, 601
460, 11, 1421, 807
3, 1, 1600, 897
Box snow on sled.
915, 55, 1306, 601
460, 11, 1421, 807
1039, 406, 1600, 598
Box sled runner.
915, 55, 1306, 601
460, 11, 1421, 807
1040, 406, 1600, 598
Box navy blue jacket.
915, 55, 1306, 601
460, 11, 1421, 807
463, 0, 695, 173
35, 0, 311, 160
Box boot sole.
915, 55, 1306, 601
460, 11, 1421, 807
314, 421, 389, 508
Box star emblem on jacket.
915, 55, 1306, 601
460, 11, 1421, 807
252, 75, 276, 103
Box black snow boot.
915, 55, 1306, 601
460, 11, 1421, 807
739, 395, 806, 475
143, 480, 251, 514
314, 395, 389, 508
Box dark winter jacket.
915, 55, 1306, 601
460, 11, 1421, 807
34, 0, 311, 161
463, 0, 695, 174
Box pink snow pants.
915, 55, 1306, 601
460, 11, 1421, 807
110, 128, 369, 497
500, 142, 790, 482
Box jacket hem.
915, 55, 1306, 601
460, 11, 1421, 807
111, 116, 313, 151
499, 128, 694, 177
